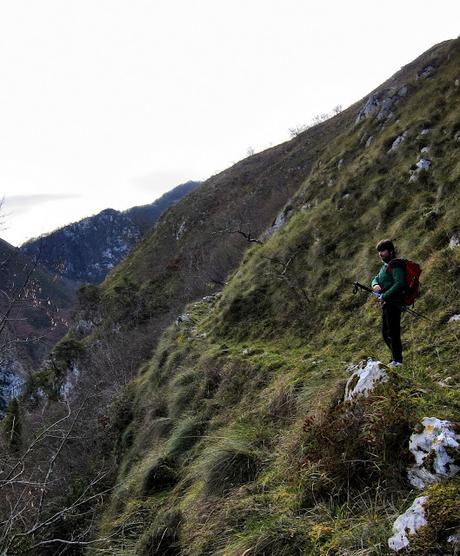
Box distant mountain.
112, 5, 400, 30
0, 238, 75, 413
125, 181, 202, 234
21, 180, 201, 284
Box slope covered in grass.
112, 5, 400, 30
94, 38, 460, 555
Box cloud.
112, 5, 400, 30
2, 194, 80, 216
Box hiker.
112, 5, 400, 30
371, 239, 405, 367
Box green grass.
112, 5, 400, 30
90, 38, 460, 556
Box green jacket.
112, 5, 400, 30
371, 260, 405, 302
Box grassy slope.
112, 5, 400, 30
64, 76, 360, 395
93, 38, 460, 556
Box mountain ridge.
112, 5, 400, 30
1, 38, 459, 554
21, 180, 201, 284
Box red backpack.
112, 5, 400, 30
387, 259, 422, 305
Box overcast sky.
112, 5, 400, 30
1, 1, 459, 245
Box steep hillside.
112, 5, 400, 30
21, 181, 200, 284
0, 44, 356, 555
0, 239, 75, 413
38, 64, 366, 403
2, 38, 460, 555
91, 38, 460, 555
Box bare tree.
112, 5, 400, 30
289, 109, 336, 138
312, 112, 331, 125
0, 394, 117, 554
289, 123, 311, 138
262, 244, 311, 305
332, 104, 343, 115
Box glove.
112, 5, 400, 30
373, 292, 383, 300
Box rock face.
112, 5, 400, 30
388, 131, 409, 153
355, 95, 380, 124
23, 209, 141, 284
21, 181, 201, 284
0, 356, 26, 415
59, 363, 80, 401
407, 417, 460, 489
262, 205, 294, 239
417, 64, 436, 79
388, 496, 428, 552
355, 85, 409, 125
0, 238, 75, 414
344, 360, 388, 401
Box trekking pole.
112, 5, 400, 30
352, 281, 433, 323
352, 282, 374, 295
402, 305, 433, 322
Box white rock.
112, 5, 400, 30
388, 496, 428, 552
407, 417, 460, 489
59, 363, 80, 401
448, 314, 460, 322
398, 85, 409, 97
388, 132, 408, 153
416, 158, 431, 171
455, 79, 460, 87
344, 359, 388, 401
337, 159, 344, 170
365, 135, 374, 148
409, 158, 432, 182
377, 96, 397, 121
273, 211, 287, 229
420, 128, 431, 136
449, 236, 460, 249
176, 221, 187, 240
420, 146, 430, 154
448, 534, 460, 549
175, 314, 190, 325
356, 95, 380, 124
263, 206, 294, 239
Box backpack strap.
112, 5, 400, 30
386, 258, 406, 273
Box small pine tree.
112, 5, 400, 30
2, 398, 22, 451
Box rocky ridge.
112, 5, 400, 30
21, 180, 200, 284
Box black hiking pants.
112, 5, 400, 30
382, 302, 403, 363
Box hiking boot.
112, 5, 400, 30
388, 361, 403, 368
